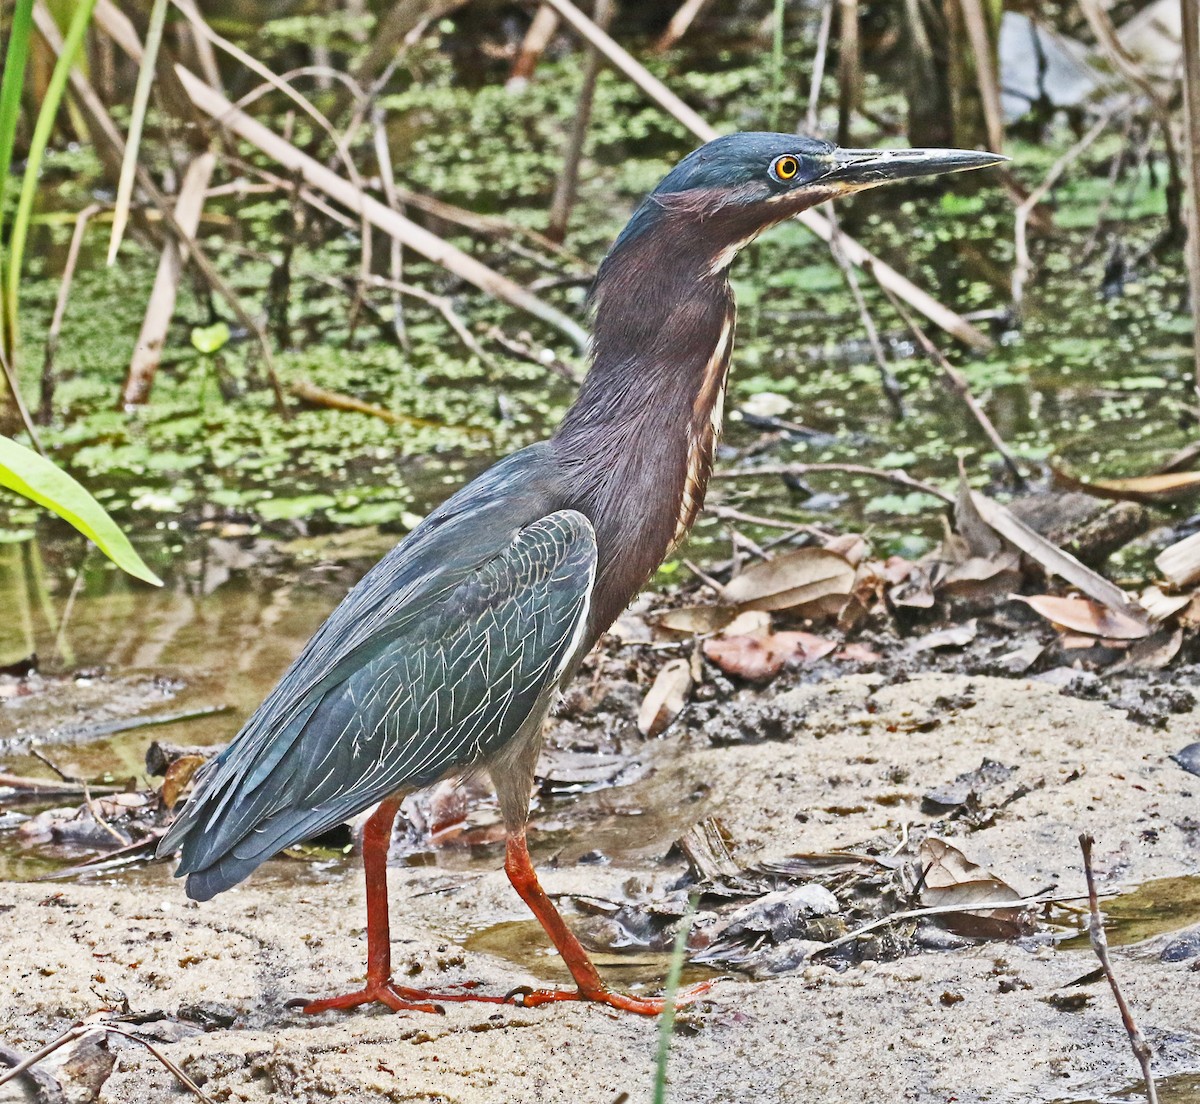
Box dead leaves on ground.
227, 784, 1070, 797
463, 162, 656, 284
632, 469, 1200, 727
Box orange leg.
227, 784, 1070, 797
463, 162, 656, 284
302, 797, 505, 1015
498, 831, 713, 1016
303, 809, 710, 1018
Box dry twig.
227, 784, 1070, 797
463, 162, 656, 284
1079, 834, 1159, 1104
712, 461, 953, 504
41, 203, 103, 421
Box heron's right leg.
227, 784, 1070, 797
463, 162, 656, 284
302, 795, 505, 1015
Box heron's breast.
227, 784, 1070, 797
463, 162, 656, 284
672, 307, 735, 546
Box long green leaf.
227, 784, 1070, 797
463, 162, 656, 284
0, 0, 36, 354
0, 435, 162, 586
2, 0, 98, 354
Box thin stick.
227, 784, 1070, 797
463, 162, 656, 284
41, 203, 102, 422
122, 151, 216, 406
1080, 835, 1159, 1103
107, 0, 168, 264
1181, 0, 1200, 397
372, 110, 408, 349
547, 0, 612, 243
825, 203, 904, 419
0, 1025, 91, 1090
810, 888, 1101, 957
835, 0, 860, 145
0, 333, 43, 454
804, 0, 834, 135
713, 461, 954, 504
873, 270, 1024, 485
958, 0, 1003, 154
1013, 110, 1114, 310
653, 0, 713, 53
537, 0, 994, 351
509, 4, 560, 86
0, 1043, 63, 1103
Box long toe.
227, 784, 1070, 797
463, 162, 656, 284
301, 982, 446, 1016
512, 978, 715, 1016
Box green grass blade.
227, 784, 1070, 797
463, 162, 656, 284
107, 0, 168, 265
0, 434, 162, 586
652, 896, 697, 1104
0, 0, 36, 354
0, 0, 35, 241
2, 0, 98, 354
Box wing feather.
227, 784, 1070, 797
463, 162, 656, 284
163, 508, 596, 900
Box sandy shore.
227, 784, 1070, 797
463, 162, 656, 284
2, 673, 1199, 1103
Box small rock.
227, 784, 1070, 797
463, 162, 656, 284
1171, 742, 1200, 778
1159, 929, 1200, 963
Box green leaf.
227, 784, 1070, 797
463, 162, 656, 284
191, 321, 231, 354
0, 435, 162, 586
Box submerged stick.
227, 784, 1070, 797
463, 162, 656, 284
1079, 834, 1159, 1104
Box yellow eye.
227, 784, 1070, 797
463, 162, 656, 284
772, 155, 799, 181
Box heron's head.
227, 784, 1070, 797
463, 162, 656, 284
606, 132, 1006, 276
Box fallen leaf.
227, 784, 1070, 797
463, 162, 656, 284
1011, 594, 1151, 640
648, 606, 737, 637
722, 610, 772, 637
720, 547, 855, 615
1105, 627, 1183, 673
160, 754, 208, 810
637, 658, 692, 736
1138, 585, 1192, 621
822, 532, 868, 566
888, 564, 936, 609
1054, 466, 1200, 504
703, 630, 835, 683
836, 642, 882, 663
918, 836, 1031, 940
908, 620, 978, 652
1156, 531, 1200, 588
964, 481, 1150, 627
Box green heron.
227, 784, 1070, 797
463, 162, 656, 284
160, 133, 1003, 1016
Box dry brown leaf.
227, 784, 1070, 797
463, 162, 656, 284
822, 532, 868, 566
836, 642, 882, 663
1011, 593, 1151, 640
1106, 626, 1183, 673
648, 605, 737, 637
720, 547, 855, 615
1054, 466, 1200, 504
966, 484, 1150, 627
908, 620, 978, 652
722, 610, 772, 638
888, 565, 936, 609
1139, 585, 1192, 621
160, 754, 208, 810
918, 836, 1030, 940
636, 658, 693, 737
1156, 530, 1200, 588
703, 630, 835, 683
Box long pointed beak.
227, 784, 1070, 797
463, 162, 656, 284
819, 147, 1008, 192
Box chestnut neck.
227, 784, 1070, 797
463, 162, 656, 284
552, 217, 736, 642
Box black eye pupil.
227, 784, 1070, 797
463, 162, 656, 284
778, 158, 796, 178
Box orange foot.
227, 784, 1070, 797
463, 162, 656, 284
301, 978, 507, 1016
300, 978, 714, 1017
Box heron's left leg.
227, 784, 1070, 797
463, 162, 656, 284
499, 829, 714, 1016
